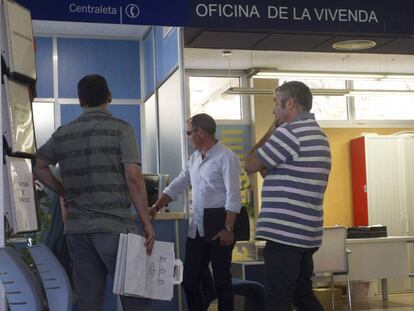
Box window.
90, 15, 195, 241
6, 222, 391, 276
189, 76, 242, 120
353, 80, 414, 120
279, 78, 348, 121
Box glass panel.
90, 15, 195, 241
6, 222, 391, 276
142, 94, 158, 174
354, 80, 414, 90
158, 70, 185, 212
189, 76, 242, 120
312, 96, 348, 120
32, 101, 55, 147
354, 95, 414, 120
279, 78, 346, 89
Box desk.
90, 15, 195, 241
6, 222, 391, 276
233, 236, 414, 301
346, 236, 414, 300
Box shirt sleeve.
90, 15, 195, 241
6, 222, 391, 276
119, 123, 140, 164
36, 132, 58, 165
163, 164, 191, 201
256, 125, 300, 169
222, 152, 242, 213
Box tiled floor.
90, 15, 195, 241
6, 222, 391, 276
207, 293, 414, 310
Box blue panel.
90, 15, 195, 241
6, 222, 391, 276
58, 38, 140, 99
155, 27, 179, 85
35, 37, 53, 98
143, 28, 155, 99
60, 104, 141, 152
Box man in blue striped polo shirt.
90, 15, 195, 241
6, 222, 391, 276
246, 81, 331, 311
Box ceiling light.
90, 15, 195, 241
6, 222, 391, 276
332, 39, 377, 51
253, 70, 385, 80
222, 50, 232, 57
224, 87, 348, 96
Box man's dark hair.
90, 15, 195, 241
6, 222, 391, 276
277, 81, 312, 111
77, 74, 110, 107
188, 113, 216, 136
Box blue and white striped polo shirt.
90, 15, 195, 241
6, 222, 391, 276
255, 112, 331, 248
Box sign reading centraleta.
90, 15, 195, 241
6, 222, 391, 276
14, 0, 414, 35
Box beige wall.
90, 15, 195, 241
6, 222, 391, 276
250, 79, 414, 226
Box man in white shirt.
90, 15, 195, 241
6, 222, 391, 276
150, 113, 241, 311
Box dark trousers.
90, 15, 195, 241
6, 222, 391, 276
263, 241, 323, 311
183, 232, 234, 311
66, 233, 152, 311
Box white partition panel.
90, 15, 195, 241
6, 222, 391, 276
158, 70, 186, 212
142, 94, 159, 174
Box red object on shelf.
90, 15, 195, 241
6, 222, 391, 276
350, 137, 368, 226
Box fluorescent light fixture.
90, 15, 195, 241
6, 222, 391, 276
250, 69, 414, 81
225, 87, 348, 96
253, 70, 384, 80
347, 89, 414, 96
225, 87, 414, 96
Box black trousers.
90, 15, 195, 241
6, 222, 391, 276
263, 241, 323, 311
66, 233, 152, 311
182, 232, 234, 311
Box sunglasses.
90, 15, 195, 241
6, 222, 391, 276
186, 128, 199, 136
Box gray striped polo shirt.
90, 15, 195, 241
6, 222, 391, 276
255, 112, 331, 248
37, 106, 140, 234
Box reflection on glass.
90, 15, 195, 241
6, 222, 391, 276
354, 95, 414, 120
189, 76, 242, 120
5, 77, 36, 154
312, 96, 348, 120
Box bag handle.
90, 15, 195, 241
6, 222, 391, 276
173, 259, 183, 284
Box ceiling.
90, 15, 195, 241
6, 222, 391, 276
184, 28, 414, 55
183, 29, 414, 74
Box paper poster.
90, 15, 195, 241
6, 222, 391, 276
5, 156, 38, 233
4, 77, 36, 155
2, 0, 36, 80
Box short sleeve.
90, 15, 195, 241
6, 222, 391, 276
119, 123, 140, 164
36, 133, 58, 165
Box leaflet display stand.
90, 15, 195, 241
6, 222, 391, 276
3, 76, 36, 155
4, 155, 38, 234
1, 0, 36, 81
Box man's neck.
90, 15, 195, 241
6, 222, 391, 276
199, 138, 218, 158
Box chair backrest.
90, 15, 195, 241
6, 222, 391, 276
313, 226, 348, 274
28, 244, 72, 311
0, 246, 44, 311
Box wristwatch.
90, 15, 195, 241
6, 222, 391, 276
225, 224, 233, 233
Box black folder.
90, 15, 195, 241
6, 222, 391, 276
203, 206, 250, 241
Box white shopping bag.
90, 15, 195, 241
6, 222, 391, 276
113, 233, 183, 301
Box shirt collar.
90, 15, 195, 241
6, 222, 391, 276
292, 111, 315, 122
82, 106, 112, 116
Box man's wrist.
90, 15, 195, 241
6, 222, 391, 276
225, 224, 233, 233
152, 204, 160, 212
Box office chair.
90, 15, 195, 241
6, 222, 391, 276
313, 226, 352, 311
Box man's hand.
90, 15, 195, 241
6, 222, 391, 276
142, 223, 156, 255
212, 229, 234, 246
149, 205, 170, 219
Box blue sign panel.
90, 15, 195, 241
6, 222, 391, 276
16, 0, 187, 26
15, 0, 414, 36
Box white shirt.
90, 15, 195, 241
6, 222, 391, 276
163, 141, 242, 238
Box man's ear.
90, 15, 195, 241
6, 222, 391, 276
107, 91, 112, 104
286, 97, 296, 110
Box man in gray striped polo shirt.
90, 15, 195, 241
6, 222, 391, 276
34, 74, 155, 311
246, 81, 331, 311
